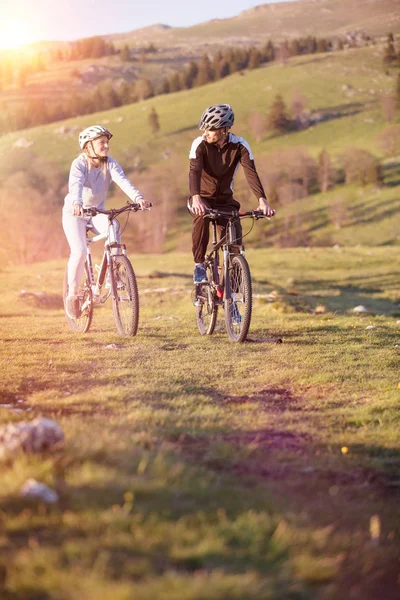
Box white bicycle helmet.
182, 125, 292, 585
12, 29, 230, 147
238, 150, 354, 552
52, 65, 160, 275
198, 104, 234, 130
78, 125, 113, 150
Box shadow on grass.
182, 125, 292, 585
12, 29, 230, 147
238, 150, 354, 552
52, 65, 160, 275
382, 160, 400, 188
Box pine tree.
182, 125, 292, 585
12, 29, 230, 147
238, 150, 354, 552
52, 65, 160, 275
263, 40, 275, 62
318, 149, 334, 192
148, 107, 160, 134
383, 32, 397, 66
396, 73, 400, 109
120, 44, 131, 62
195, 55, 214, 86
248, 48, 262, 69
267, 95, 290, 132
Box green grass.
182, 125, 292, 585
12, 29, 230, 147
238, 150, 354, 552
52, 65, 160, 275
0, 248, 399, 599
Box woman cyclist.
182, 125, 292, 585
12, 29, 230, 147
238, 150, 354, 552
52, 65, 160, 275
62, 125, 150, 318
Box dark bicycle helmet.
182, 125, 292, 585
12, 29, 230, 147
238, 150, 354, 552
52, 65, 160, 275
198, 104, 234, 130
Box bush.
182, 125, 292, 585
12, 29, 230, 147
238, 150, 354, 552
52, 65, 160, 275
257, 147, 318, 203
342, 148, 383, 187
377, 125, 400, 157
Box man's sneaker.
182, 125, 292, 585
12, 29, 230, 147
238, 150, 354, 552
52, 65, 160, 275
193, 264, 208, 284
231, 303, 242, 325
66, 295, 80, 319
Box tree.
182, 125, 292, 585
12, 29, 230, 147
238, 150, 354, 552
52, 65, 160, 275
248, 111, 266, 142
277, 42, 290, 65
291, 89, 307, 130
318, 149, 334, 193
148, 107, 160, 134
383, 32, 397, 67
396, 72, 400, 109
248, 48, 262, 69
343, 148, 383, 187
181, 61, 198, 89
267, 94, 290, 132
376, 125, 400, 157
195, 55, 214, 86
168, 72, 181, 93
120, 44, 131, 62
136, 78, 154, 101
381, 94, 397, 122
263, 40, 275, 62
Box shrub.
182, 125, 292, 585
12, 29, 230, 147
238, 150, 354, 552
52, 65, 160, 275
376, 125, 400, 157
342, 148, 383, 186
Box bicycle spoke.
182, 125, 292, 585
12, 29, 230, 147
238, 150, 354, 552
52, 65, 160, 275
195, 262, 218, 335
111, 255, 139, 336
224, 255, 252, 343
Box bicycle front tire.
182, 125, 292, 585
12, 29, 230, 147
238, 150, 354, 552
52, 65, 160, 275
195, 262, 218, 335
224, 254, 252, 343
110, 255, 139, 336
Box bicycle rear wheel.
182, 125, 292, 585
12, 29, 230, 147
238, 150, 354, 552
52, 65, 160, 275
110, 255, 139, 336
63, 265, 93, 333
195, 263, 218, 335
224, 254, 252, 343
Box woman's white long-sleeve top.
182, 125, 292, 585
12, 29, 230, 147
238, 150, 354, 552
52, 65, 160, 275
64, 154, 143, 210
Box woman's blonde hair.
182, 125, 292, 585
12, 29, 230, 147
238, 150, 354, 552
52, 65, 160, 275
83, 147, 108, 178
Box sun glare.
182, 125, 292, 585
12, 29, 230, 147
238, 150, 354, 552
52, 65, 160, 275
0, 19, 31, 50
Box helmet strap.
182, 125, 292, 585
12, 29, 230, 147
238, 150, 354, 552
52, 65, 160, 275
86, 141, 107, 163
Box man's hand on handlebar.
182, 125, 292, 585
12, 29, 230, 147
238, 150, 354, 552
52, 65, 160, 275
258, 197, 275, 217
190, 195, 207, 216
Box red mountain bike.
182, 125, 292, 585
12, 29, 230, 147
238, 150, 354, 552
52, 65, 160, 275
194, 208, 272, 343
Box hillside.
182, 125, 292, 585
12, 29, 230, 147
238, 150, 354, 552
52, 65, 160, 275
0, 41, 399, 268
112, 0, 400, 46
1, 0, 399, 120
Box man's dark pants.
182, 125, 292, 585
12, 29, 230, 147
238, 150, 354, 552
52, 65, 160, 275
189, 197, 243, 264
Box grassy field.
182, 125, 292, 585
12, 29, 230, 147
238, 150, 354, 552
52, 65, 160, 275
0, 247, 399, 599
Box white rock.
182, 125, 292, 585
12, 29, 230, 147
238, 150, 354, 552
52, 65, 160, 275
366, 325, 376, 330
0, 418, 64, 460
13, 138, 34, 148
353, 305, 368, 313
20, 479, 59, 504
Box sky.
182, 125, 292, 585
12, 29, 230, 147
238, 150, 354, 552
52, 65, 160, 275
0, 0, 294, 49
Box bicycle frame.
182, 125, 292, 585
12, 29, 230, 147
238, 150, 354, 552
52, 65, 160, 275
82, 205, 137, 307
203, 210, 245, 302
85, 222, 124, 305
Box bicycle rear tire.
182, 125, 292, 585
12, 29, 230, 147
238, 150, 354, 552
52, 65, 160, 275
224, 254, 252, 343
195, 263, 218, 335
63, 265, 93, 333
110, 255, 139, 336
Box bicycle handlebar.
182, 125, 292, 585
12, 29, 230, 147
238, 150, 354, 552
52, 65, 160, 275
83, 202, 152, 218
204, 208, 275, 220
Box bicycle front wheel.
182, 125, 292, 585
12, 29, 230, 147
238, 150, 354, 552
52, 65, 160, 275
195, 262, 218, 335
110, 255, 139, 336
63, 265, 93, 333
224, 254, 252, 343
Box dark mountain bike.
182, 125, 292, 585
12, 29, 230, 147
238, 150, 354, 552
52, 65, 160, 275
194, 208, 272, 343
63, 203, 147, 336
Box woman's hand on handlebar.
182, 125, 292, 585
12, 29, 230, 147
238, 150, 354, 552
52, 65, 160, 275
258, 197, 275, 217
138, 198, 152, 210
73, 203, 84, 217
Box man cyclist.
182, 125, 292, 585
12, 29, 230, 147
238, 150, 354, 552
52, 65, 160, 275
188, 104, 275, 284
